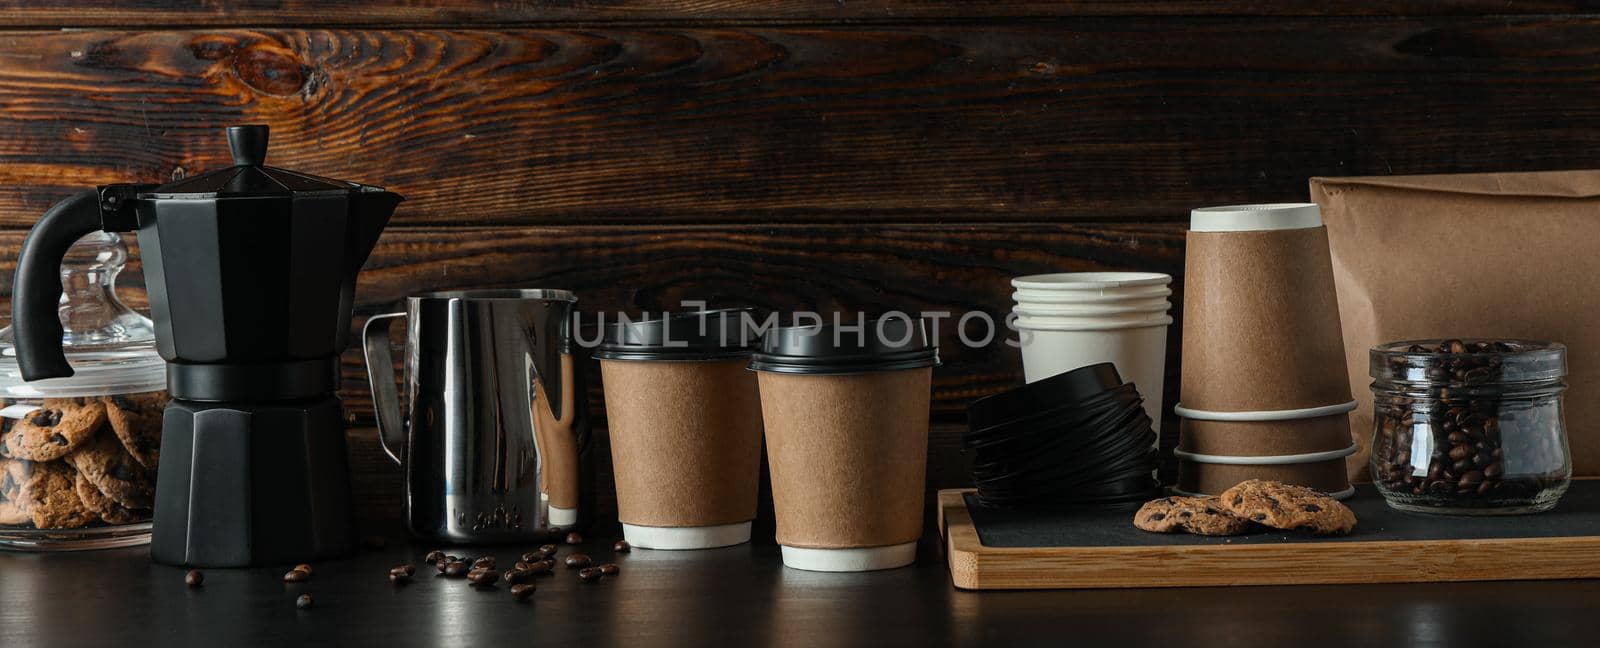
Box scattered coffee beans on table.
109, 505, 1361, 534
598, 563, 620, 576
511, 584, 536, 601
577, 567, 603, 583
564, 553, 592, 569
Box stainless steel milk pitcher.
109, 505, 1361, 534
362, 289, 590, 543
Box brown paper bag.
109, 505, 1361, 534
1311, 170, 1600, 479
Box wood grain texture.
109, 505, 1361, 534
2, 20, 1600, 226
0, 222, 1185, 419
938, 489, 1600, 590
4, 1, 1597, 27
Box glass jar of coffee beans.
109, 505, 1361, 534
1370, 339, 1570, 515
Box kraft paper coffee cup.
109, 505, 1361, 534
1177, 458, 1354, 498
595, 309, 764, 550
751, 316, 938, 572
1180, 204, 1353, 412
1176, 415, 1354, 458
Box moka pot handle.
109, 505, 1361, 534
13, 191, 109, 381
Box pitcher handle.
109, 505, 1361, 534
362, 312, 407, 466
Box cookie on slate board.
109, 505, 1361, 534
74, 471, 145, 525
17, 461, 97, 529
1218, 479, 1357, 535
1134, 496, 1254, 536
2, 398, 108, 462
101, 393, 167, 470
65, 433, 154, 511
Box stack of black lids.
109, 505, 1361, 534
964, 363, 1162, 511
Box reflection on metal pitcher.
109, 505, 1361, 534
363, 289, 591, 544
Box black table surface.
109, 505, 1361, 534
6, 519, 1600, 647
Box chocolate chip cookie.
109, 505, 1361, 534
2, 398, 108, 462
74, 471, 145, 525
65, 433, 154, 511
1218, 479, 1357, 535
102, 393, 167, 469
0, 457, 27, 503
17, 461, 97, 529
0, 498, 25, 525
1134, 495, 1254, 536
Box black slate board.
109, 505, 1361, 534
965, 481, 1600, 548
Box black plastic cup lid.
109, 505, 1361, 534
593, 308, 758, 361
967, 363, 1123, 433
748, 316, 940, 375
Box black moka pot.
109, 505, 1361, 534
10, 125, 402, 567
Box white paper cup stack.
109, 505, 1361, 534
1009, 272, 1174, 430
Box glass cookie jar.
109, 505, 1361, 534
0, 232, 167, 550
1370, 339, 1570, 515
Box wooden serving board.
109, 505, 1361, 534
938, 482, 1600, 590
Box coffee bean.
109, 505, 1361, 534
293, 564, 313, 576
283, 569, 310, 583
185, 570, 204, 588
599, 563, 620, 576
390, 564, 416, 578
504, 568, 535, 585
473, 556, 496, 570
565, 553, 592, 569
578, 567, 603, 583
296, 594, 314, 610
468, 568, 500, 586
443, 561, 469, 578
521, 552, 541, 564
566, 532, 585, 545
613, 540, 631, 553
425, 550, 446, 564
525, 560, 553, 576
390, 573, 409, 585
538, 544, 558, 557
511, 584, 536, 601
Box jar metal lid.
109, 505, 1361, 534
749, 316, 940, 376
593, 308, 758, 362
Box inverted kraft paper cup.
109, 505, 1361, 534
1014, 319, 1169, 433
1178, 458, 1353, 498
595, 309, 763, 549
1176, 414, 1354, 457
751, 316, 938, 572
1180, 204, 1352, 412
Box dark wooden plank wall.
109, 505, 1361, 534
3, 2, 1600, 517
